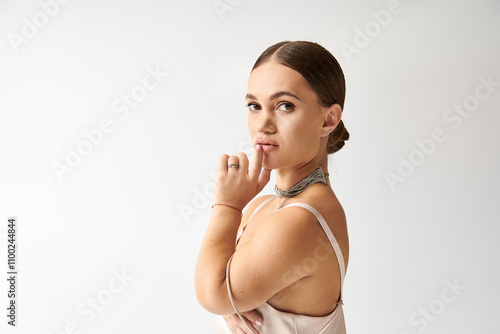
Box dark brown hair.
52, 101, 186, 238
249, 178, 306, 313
252, 41, 349, 155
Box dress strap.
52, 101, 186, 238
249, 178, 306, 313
235, 195, 276, 247
275, 202, 346, 300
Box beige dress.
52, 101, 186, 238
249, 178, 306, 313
213, 195, 347, 334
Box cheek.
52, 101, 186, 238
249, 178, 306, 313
247, 115, 255, 133
288, 120, 322, 152
284, 119, 314, 140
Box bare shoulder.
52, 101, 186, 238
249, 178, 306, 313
250, 203, 331, 260
230, 192, 348, 310
230, 204, 332, 299
303, 184, 347, 227
287, 185, 350, 267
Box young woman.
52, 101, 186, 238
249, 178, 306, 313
195, 41, 350, 334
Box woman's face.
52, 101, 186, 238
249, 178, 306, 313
246, 60, 329, 170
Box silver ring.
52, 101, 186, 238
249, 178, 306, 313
227, 163, 239, 169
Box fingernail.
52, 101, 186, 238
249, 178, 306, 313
256, 320, 263, 326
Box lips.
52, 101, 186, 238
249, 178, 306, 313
256, 139, 279, 146
259, 144, 278, 152
256, 139, 279, 152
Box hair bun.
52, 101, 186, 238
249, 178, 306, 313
327, 120, 349, 154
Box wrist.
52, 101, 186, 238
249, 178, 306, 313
211, 203, 243, 216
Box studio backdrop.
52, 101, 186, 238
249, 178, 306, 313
0, 0, 499, 333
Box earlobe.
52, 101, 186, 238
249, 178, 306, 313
321, 104, 342, 137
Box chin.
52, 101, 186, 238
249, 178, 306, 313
261, 156, 282, 171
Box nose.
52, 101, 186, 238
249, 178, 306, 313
255, 109, 276, 134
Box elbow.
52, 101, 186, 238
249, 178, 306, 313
194, 266, 227, 314
196, 280, 263, 315
195, 284, 229, 315
195, 289, 210, 312
194, 271, 227, 314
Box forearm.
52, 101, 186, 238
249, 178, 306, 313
194, 205, 241, 313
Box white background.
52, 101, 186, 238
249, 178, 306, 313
1, 0, 499, 333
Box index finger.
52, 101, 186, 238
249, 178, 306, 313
249, 145, 263, 180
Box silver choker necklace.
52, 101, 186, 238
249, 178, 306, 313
274, 166, 329, 198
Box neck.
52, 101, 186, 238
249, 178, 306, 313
275, 154, 330, 191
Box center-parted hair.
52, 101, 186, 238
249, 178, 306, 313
251, 41, 349, 155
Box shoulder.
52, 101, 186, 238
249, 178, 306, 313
282, 186, 349, 265
295, 187, 349, 267
229, 204, 330, 302
295, 184, 347, 227
227, 195, 345, 310
251, 203, 328, 257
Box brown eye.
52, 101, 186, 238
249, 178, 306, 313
277, 102, 294, 111
247, 103, 260, 111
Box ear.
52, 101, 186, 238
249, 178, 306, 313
320, 103, 342, 137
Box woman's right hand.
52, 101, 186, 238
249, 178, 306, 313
223, 309, 263, 334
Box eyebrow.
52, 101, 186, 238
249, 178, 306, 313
245, 91, 302, 102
